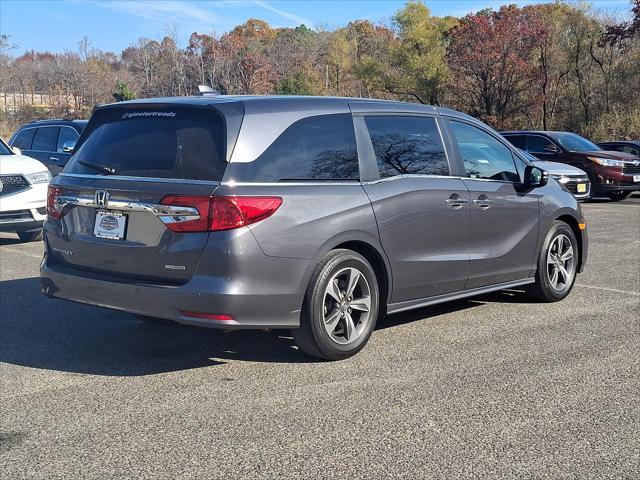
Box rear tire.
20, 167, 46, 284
16, 230, 43, 242
606, 191, 630, 202
293, 249, 379, 360
526, 221, 578, 302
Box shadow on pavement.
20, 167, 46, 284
0, 277, 314, 376
1, 277, 540, 375
0, 236, 32, 246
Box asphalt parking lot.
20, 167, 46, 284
1, 197, 638, 479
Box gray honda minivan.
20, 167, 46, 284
40, 96, 588, 360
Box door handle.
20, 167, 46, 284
49, 156, 60, 161
473, 198, 493, 209
445, 196, 468, 209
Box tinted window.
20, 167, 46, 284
550, 133, 600, 152
450, 121, 520, 182
57, 127, 79, 153
365, 116, 449, 178
527, 135, 556, 153
13, 128, 36, 150
504, 135, 526, 149
67, 107, 227, 180
621, 145, 640, 155
227, 114, 359, 182
32, 126, 59, 151
0, 138, 13, 155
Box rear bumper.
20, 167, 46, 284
0, 209, 45, 232
41, 255, 314, 329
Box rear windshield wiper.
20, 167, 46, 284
78, 160, 117, 175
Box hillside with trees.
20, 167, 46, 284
1, 0, 638, 140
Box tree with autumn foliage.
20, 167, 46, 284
447, 5, 547, 128
1, 0, 639, 140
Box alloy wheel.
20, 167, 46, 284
546, 233, 575, 292
322, 267, 372, 345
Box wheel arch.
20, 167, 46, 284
332, 240, 392, 310
556, 214, 584, 272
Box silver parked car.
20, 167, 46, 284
517, 149, 591, 200
41, 96, 588, 360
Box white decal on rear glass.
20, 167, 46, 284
121, 111, 176, 119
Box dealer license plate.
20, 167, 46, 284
94, 211, 127, 240
634, 175, 640, 182
576, 183, 587, 193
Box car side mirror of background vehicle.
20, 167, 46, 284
544, 144, 560, 153
524, 165, 548, 188
62, 140, 76, 154
12, 146, 22, 155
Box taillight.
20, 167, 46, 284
160, 195, 212, 232
160, 195, 282, 233
47, 186, 64, 219
211, 196, 283, 231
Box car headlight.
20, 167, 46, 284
25, 170, 52, 184
587, 156, 624, 167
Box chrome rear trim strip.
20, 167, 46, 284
55, 195, 200, 221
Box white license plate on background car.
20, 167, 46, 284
576, 183, 587, 193
634, 175, 640, 182
94, 211, 127, 240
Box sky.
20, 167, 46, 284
0, 0, 634, 55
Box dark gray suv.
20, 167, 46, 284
40, 96, 588, 360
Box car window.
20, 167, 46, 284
12, 128, 36, 150
56, 127, 79, 153
526, 135, 556, 154
67, 106, 227, 180
621, 145, 640, 155
550, 132, 600, 152
504, 135, 526, 149
364, 116, 449, 178
31, 126, 59, 152
226, 114, 359, 182
450, 121, 520, 182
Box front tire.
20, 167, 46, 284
293, 249, 379, 360
526, 221, 578, 302
17, 230, 43, 242
607, 191, 630, 202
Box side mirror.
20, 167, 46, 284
524, 165, 548, 188
544, 144, 560, 153
62, 140, 76, 154
12, 146, 22, 155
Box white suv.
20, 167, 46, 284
0, 138, 51, 241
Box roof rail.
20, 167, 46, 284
195, 85, 221, 96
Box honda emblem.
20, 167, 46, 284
95, 190, 110, 208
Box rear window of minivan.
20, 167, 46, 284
66, 106, 227, 181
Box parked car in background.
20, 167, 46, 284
9, 119, 87, 175
502, 131, 640, 201
516, 149, 590, 200
41, 96, 587, 360
0, 137, 51, 242
596, 140, 640, 156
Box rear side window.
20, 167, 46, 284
67, 107, 227, 180
449, 121, 520, 182
364, 116, 449, 178
503, 135, 525, 149
13, 129, 36, 150
57, 127, 79, 153
526, 135, 556, 154
226, 114, 359, 182
32, 127, 59, 151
